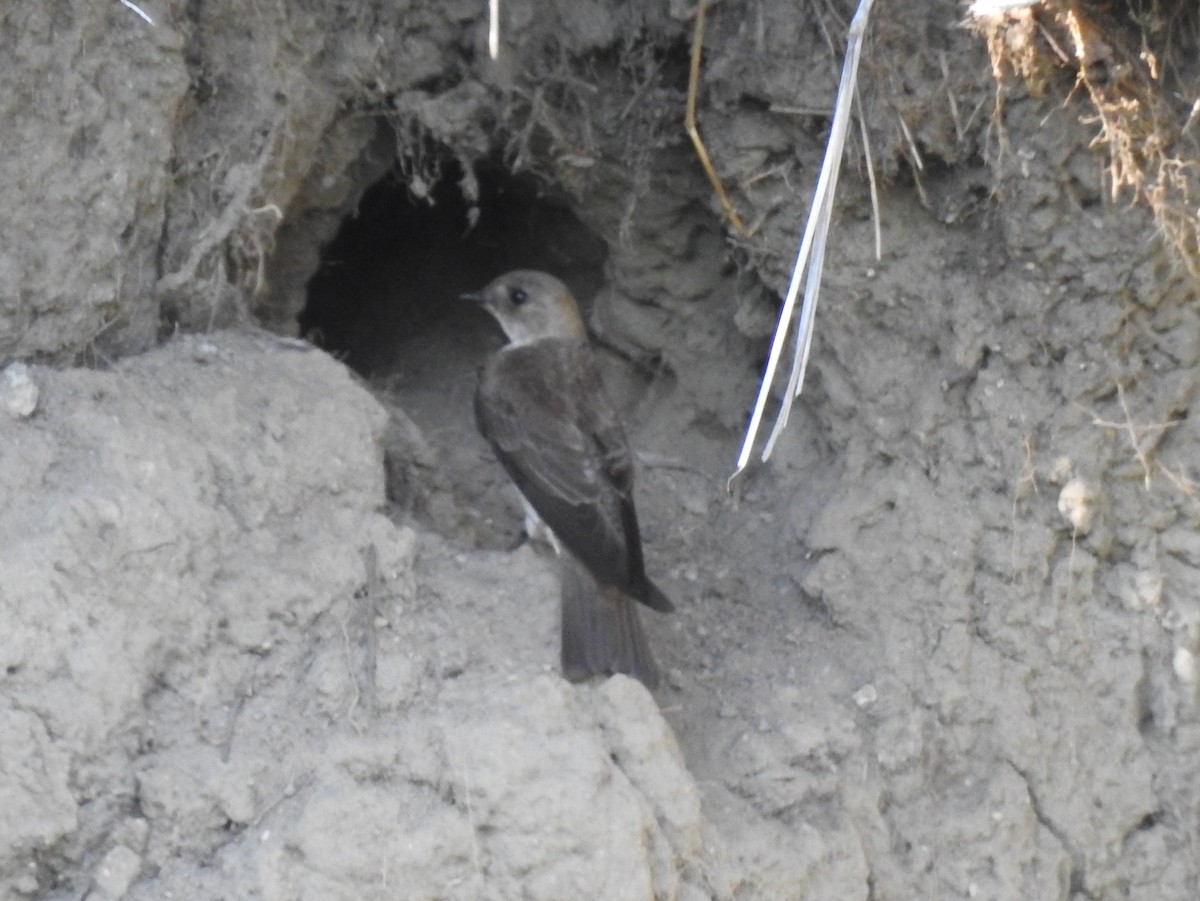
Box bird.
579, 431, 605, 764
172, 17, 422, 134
464, 270, 674, 689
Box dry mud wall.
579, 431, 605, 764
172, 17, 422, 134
3, 1, 1200, 899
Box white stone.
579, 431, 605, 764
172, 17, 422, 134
1, 362, 38, 418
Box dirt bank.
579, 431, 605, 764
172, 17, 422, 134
3, 1, 1199, 898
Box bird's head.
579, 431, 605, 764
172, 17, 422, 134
462, 270, 587, 345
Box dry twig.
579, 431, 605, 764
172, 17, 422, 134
489, 0, 500, 58
686, 2, 748, 235
732, 0, 877, 481
117, 0, 154, 26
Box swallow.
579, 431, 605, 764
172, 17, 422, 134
464, 270, 673, 688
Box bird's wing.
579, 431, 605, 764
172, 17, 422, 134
475, 341, 633, 586
570, 351, 651, 582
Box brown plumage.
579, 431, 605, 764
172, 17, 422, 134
465, 270, 673, 688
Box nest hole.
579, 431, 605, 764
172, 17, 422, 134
300, 159, 608, 375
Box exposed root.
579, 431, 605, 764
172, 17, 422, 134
971, 0, 1200, 281
1090, 381, 1181, 490
686, 2, 748, 235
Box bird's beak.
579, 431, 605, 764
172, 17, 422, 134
460, 291, 485, 305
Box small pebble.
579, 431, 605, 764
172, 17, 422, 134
1, 362, 38, 419
1173, 647, 1196, 684
853, 684, 878, 707
1057, 478, 1095, 535
92, 845, 142, 899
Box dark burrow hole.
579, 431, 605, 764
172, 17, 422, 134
300, 158, 608, 376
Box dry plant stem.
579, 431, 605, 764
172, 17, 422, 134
686, 2, 748, 235
488, 0, 500, 59
118, 0, 155, 26
732, 0, 876, 480
856, 81, 882, 260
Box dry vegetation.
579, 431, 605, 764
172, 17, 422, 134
974, 0, 1200, 279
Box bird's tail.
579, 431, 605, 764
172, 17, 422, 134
560, 556, 660, 689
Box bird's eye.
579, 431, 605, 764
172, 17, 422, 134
510, 287, 528, 306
